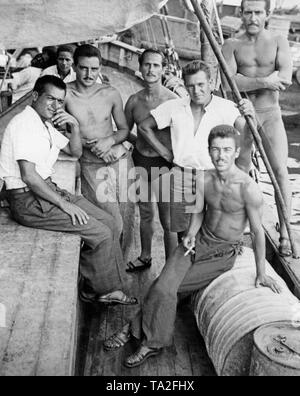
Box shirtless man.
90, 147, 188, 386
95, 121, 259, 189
103, 125, 281, 368
222, 0, 293, 256
125, 49, 178, 272
65, 44, 135, 258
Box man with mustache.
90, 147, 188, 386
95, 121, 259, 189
103, 125, 281, 368
65, 45, 135, 259
125, 49, 178, 273
222, 0, 293, 257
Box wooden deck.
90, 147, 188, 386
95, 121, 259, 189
77, 208, 216, 377
0, 209, 81, 376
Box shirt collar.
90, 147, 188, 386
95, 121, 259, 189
25, 105, 54, 131
185, 94, 215, 111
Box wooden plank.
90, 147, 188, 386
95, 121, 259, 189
263, 203, 300, 298
0, 222, 81, 376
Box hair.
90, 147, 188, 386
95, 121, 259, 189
182, 60, 211, 82
73, 44, 102, 66
138, 48, 167, 67
57, 44, 75, 58
241, 0, 271, 13
208, 125, 241, 149
33, 75, 67, 96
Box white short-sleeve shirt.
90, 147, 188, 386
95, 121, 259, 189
0, 106, 69, 189
41, 65, 77, 83
151, 95, 241, 170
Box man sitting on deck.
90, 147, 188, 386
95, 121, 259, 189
0, 75, 137, 306
222, 0, 293, 256
104, 125, 281, 368
65, 44, 135, 258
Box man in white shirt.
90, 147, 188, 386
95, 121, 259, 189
139, 60, 256, 237
0, 75, 137, 306
41, 44, 76, 83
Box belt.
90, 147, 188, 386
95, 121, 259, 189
8, 187, 31, 195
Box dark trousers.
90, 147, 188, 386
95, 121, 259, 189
130, 225, 243, 348
8, 180, 125, 295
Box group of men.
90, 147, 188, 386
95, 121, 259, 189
0, 0, 292, 368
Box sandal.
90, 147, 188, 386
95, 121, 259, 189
104, 331, 131, 351
97, 291, 138, 306
126, 257, 152, 273
124, 346, 162, 368
279, 237, 292, 258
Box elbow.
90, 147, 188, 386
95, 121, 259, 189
138, 123, 149, 139
71, 148, 82, 159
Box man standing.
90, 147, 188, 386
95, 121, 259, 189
222, 0, 293, 256
41, 44, 76, 83
65, 44, 135, 259
138, 60, 255, 239
104, 125, 281, 367
0, 75, 136, 306
125, 49, 178, 272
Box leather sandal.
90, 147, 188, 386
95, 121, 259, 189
126, 257, 152, 273
97, 291, 138, 306
279, 237, 292, 258
104, 331, 131, 351
124, 346, 162, 368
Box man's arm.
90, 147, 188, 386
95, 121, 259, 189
276, 35, 293, 83
111, 90, 130, 145
138, 116, 173, 162
51, 109, 82, 158
124, 95, 138, 145
234, 99, 256, 173
244, 180, 282, 293
18, 161, 89, 226
222, 39, 291, 92
89, 90, 129, 157
183, 174, 205, 251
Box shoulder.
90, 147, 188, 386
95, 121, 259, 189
241, 174, 263, 206
162, 86, 178, 100
212, 95, 237, 111
275, 34, 290, 48
126, 91, 143, 107
204, 169, 215, 184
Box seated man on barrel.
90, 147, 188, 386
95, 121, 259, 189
103, 124, 281, 368
0, 75, 137, 306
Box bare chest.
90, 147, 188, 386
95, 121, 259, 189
235, 40, 278, 73
67, 94, 113, 127
206, 183, 244, 213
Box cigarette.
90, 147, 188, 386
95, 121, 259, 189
184, 247, 195, 257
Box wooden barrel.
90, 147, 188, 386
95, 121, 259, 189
194, 247, 300, 376
250, 321, 300, 376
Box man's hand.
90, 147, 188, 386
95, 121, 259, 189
52, 109, 79, 130
255, 274, 282, 294
87, 136, 115, 157
163, 151, 174, 164
102, 149, 118, 164
59, 200, 90, 226
238, 99, 256, 119
264, 71, 291, 91
182, 234, 196, 256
